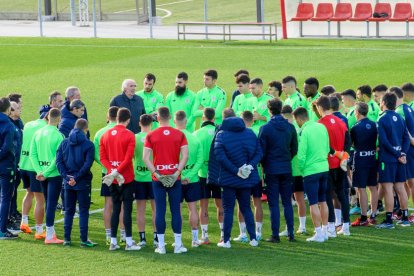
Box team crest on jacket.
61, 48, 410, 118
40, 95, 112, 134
111, 130, 117, 136
152, 98, 156, 103
163, 130, 170, 136
366, 124, 371, 130
393, 116, 398, 122
330, 118, 335, 124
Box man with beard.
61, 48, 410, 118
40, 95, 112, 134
165, 72, 196, 132
304, 77, 321, 122
39, 91, 64, 119
136, 73, 164, 129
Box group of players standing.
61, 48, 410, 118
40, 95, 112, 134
1, 69, 413, 253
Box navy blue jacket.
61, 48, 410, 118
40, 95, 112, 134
0, 113, 16, 174
333, 111, 348, 128
110, 92, 146, 134
207, 124, 221, 185
39, 104, 50, 119
11, 118, 23, 167
214, 117, 262, 188
59, 101, 89, 138
56, 129, 94, 190
259, 115, 298, 175
230, 89, 241, 108
350, 118, 377, 167
378, 110, 410, 163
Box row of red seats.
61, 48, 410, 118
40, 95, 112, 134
291, 2, 414, 37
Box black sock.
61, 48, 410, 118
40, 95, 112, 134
154, 232, 158, 242
356, 198, 360, 208
397, 209, 403, 216
402, 209, 408, 220
139, 232, 146, 242
386, 212, 393, 224
378, 200, 383, 208
370, 213, 376, 219
361, 215, 367, 222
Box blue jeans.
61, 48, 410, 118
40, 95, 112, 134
222, 186, 256, 242
152, 181, 182, 234
0, 172, 14, 232
266, 174, 294, 238
41, 176, 63, 227
64, 188, 91, 242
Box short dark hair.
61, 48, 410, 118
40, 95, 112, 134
177, 72, 188, 81
140, 114, 153, 127
373, 84, 388, 93
108, 106, 119, 121
358, 85, 372, 98
292, 107, 309, 121
234, 69, 249, 77
329, 95, 340, 111
222, 108, 235, 119
268, 81, 282, 97
204, 69, 218, 80
236, 74, 250, 84
389, 86, 404, 99
157, 106, 170, 121
382, 93, 397, 110
305, 77, 319, 90
49, 91, 61, 104
281, 105, 293, 114
49, 108, 61, 120
282, 76, 297, 85
331, 92, 342, 102
7, 93, 22, 103
250, 78, 263, 86
340, 89, 356, 99
203, 107, 215, 121
145, 73, 156, 83
355, 102, 368, 116
117, 108, 131, 123
70, 99, 85, 110
75, 118, 88, 131
267, 98, 283, 115
0, 97, 11, 113
401, 82, 414, 93
316, 95, 331, 111
174, 110, 187, 122
241, 111, 254, 123
321, 85, 335, 96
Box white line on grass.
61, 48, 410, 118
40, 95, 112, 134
158, 8, 172, 18
2, 43, 414, 52
114, 0, 191, 14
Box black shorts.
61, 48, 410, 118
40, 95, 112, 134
110, 183, 134, 203
199, 177, 222, 199
134, 181, 154, 200
378, 162, 406, 183
293, 176, 304, 193
20, 170, 42, 192
100, 173, 111, 197
251, 182, 262, 198
352, 166, 377, 188
181, 182, 201, 203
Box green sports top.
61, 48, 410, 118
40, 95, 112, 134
346, 106, 357, 130
366, 99, 380, 123
30, 125, 64, 178
19, 119, 47, 171
307, 92, 321, 122
181, 129, 204, 183
291, 120, 301, 177
232, 92, 254, 116
284, 91, 309, 112
136, 89, 164, 129
249, 92, 273, 134
193, 123, 216, 178
93, 121, 116, 174
134, 132, 152, 182
165, 88, 196, 132
193, 85, 227, 125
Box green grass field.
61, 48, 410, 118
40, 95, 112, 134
0, 0, 281, 25
1, 37, 414, 275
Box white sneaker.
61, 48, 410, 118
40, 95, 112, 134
323, 229, 328, 241
306, 234, 325, 243
155, 246, 166, 254
337, 228, 351, 236
367, 209, 379, 216
249, 239, 258, 247
217, 240, 231, 248
256, 234, 262, 241
174, 245, 188, 254
233, 234, 248, 243
109, 243, 120, 251
279, 229, 288, 237
125, 242, 142, 251
296, 228, 307, 235
138, 240, 147, 247
191, 240, 201, 248
327, 229, 337, 238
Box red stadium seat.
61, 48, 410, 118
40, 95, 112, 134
389, 3, 413, 37
291, 3, 314, 21
331, 3, 353, 22
311, 3, 334, 36
368, 3, 391, 22
349, 3, 372, 37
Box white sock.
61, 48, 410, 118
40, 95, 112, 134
192, 229, 198, 242
328, 222, 335, 232
21, 215, 29, 225
299, 216, 306, 229
157, 234, 165, 248
334, 209, 342, 226
46, 226, 54, 240
111, 237, 117, 245
35, 224, 43, 234
201, 224, 208, 238
126, 236, 133, 247
315, 226, 322, 237
120, 229, 126, 240
239, 222, 247, 236
105, 229, 111, 239
321, 224, 327, 235
342, 222, 349, 231
219, 223, 224, 238
255, 222, 263, 235
174, 233, 182, 248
